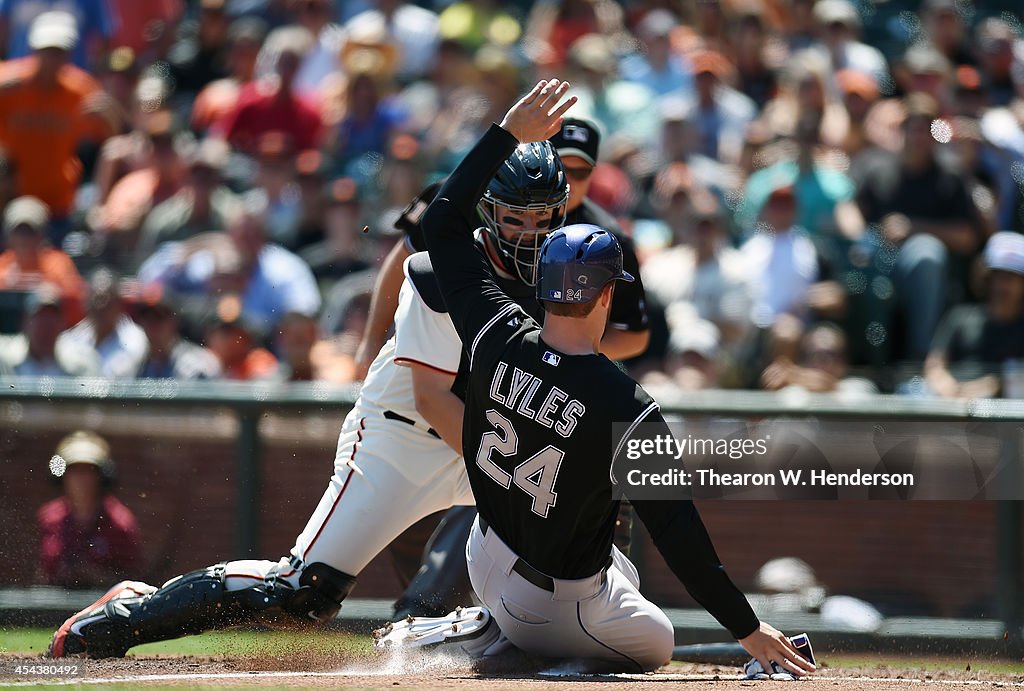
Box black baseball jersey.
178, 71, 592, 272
421, 123, 759, 640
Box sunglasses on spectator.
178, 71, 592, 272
564, 166, 594, 181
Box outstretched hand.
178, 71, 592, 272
499, 79, 577, 144
739, 622, 816, 677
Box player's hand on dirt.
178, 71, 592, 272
500, 79, 577, 144
739, 622, 816, 677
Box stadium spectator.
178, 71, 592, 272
202, 294, 277, 380
329, 66, 405, 173
919, 0, 973, 70
761, 322, 878, 395
521, 0, 628, 71
344, 0, 440, 83
219, 26, 323, 155
0, 11, 120, 241
678, 49, 757, 164
0, 283, 97, 376
166, 0, 232, 96
244, 132, 302, 248
135, 138, 240, 262
855, 93, 985, 360
56, 268, 148, 378
564, 33, 660, 147
0, 0, 114, 69
290, 0, 346, 95
731, 7, 778, 110
300, 177, 371, 281
618, 9, 692, 97
90, 113, 188, 270
0, 196, 85, 322
190, 17, 267, 134
924, 232, 1024, 399
808, 0, 888, 91
974, 18, 1016, 107
643, 192, 751, 350
436, 0, 521, 53
739, 184, 845, 331
134, 286, 220, 380
37, 431, 142, 588
107, 0, 181, 63
140, 200, 321, 334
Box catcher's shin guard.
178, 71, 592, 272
283, 562, 357, 623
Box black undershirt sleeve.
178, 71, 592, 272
421, 124, 521, 349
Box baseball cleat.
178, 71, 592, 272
373, 605, 492, 652
48, 580, 155, 658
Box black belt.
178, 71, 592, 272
383, 410, 441, 439
478, 517, 555, 592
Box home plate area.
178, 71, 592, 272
2, 648, 1022, 690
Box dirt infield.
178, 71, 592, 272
2, 650, 1023, 690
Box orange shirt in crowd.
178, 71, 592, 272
220, 348, 278, 381
0, 57, 115, 216
0, 247, 86, 323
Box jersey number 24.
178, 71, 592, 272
475, 409, 564, 518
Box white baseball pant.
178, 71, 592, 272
465, 516, 674, 672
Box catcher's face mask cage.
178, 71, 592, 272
479, 141, 569, 286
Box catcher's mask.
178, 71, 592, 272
479, 141, 569, 286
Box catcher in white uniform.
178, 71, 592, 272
47, 135, 576, 659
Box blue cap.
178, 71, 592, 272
536, 224, 634, 304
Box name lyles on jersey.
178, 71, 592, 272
487, 361, 586, 439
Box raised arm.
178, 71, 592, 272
422, 79, 576, 348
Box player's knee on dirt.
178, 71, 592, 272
632, 610, 675, 671
284, 562, 357, 623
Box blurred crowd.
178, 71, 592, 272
0, 0, 1023, 398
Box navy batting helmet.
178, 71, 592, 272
536, 224, 634, 304
479, 141, 568, 286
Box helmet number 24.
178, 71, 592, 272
475, 409, 564, 518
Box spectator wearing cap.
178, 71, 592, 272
191, 17, 267, 134
344, 0, 440, 83
565, 33, 660, 148
0, 197, 85, 322
37, 430, 142, 588
0, 0, 114, 68
737, 111, 861, 249
924, 232, 1024, 399
218, 26, 324, 155
135, 138, 241, 263
0, 283, 98, 376
548, 116, 649, 359
732, 8, 778, 110
808, 0, 888, 92
521, 0, 627, 71
897, 44, 955, 113
739, 183, 845, 333
0, 11, 120, 238
134, 287, 220, 380
834, 68, 881, 159
97, 46, 141, 120
618, 9, 693, 97
56, 268, 148, 378
203, 294, 277, 380
855, 93, 985, 360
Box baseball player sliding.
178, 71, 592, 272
46, 80, 589, 661
373, 79, 817, 676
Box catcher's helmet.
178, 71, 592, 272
536, 224, 634, 304
479, 141, 568, 286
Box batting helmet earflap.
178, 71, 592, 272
536, 224, 634, 305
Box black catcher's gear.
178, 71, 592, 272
479, 141, 568, 286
